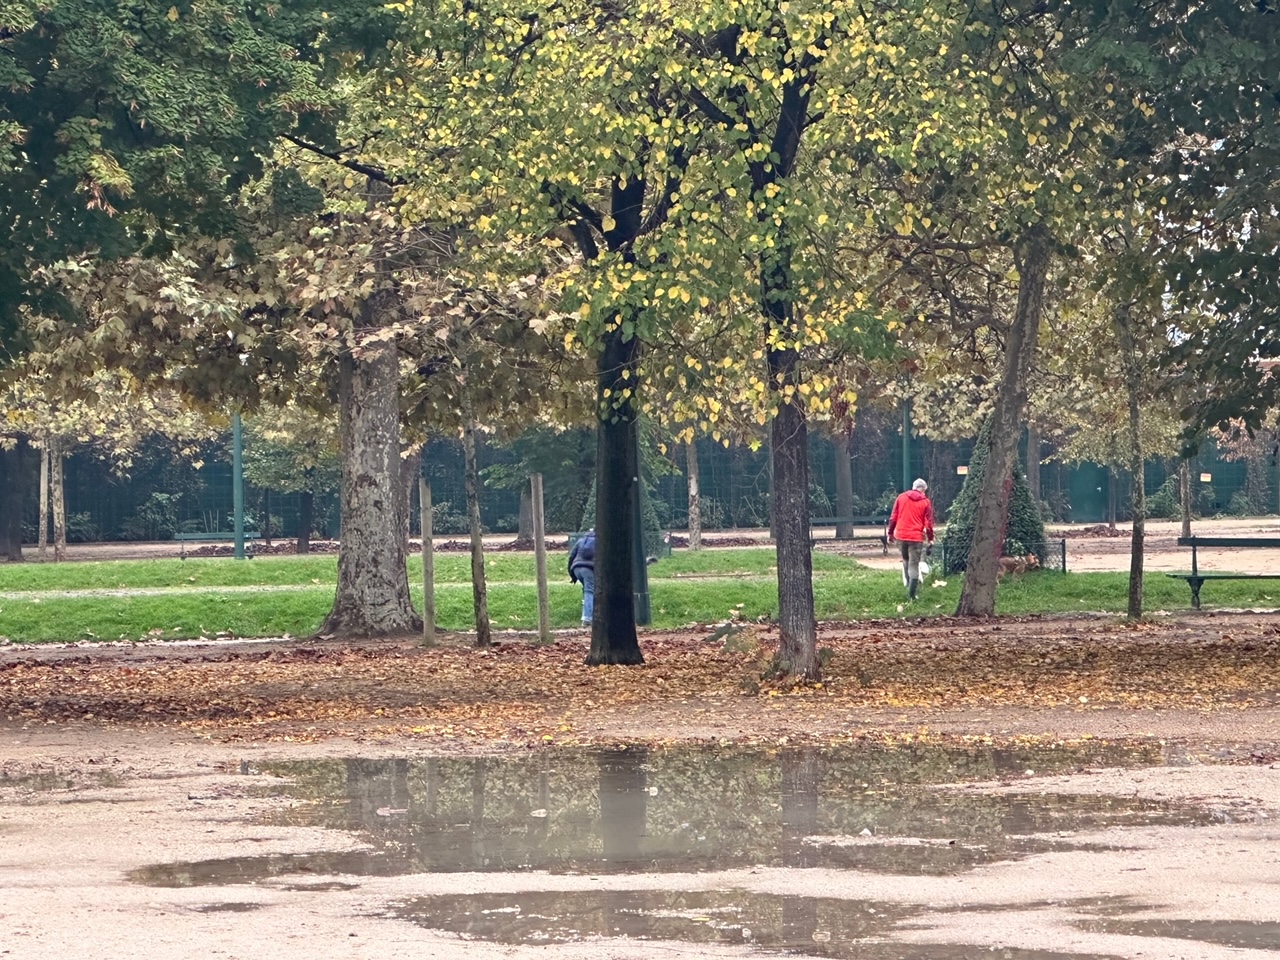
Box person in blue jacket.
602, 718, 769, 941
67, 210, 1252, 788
568, 530, 596, 626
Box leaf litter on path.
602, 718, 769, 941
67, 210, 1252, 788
2, 613, 1279, 745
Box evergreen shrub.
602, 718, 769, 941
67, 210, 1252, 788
941, 420, 1046, 574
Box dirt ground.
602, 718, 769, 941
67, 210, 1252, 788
5, 522, 1280, 958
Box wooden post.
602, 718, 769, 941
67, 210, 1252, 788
419, 476, 436, 646
38, 445, 49, 561
532, 473, 551, 643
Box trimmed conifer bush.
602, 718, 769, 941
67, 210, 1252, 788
942, 420, 1047, 574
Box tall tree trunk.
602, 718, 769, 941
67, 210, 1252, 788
297, 489, 313, 555
957, 226, 1053, 617
420, 476, 437, 645
399, 447, 421, 549
587, 324, 643, 665
460, 384, 492, 648
686, 440, 702, 550
1245, 450, 1268, 514
0, 438, 25, 561
531, 473, 551, 642
51, 440, 66, 562
1115, 303, 1145, 619
38, 444, 48, 560
1026, 425, 1041, 503
262, 488, 272, 545
768, 343, 817, 678
1107, 468, 1118, 531
833, 430, 855, 539
747, 70, 819, 678
1180, 459, 1193, 537
518, 487, 533, 541
318, 341, 421, 638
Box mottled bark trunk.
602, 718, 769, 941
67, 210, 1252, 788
319, 179, 419, 637
957, 227, 1052, 617
686, 440, 702, 549
0, 439, 25, 561
51, 440, 66, 562
296, 489, 313, 554
318, 342, 421, 637
460, 386, 492, 647
586, 324, 643, 665
37, 445, 48, 559
833, 431, 855, 539
1115, 303, 1145, 619
1180, 459, 1193, 537
518, 487, 533, 541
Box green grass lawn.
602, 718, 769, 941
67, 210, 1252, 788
0, 547, 1276, 644
0, 547, 851, 593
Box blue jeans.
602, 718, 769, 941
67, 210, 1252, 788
577, 567, 595, 624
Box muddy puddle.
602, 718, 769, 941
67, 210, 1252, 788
134, 740, 1223, 886
1076, 916, 1280, 951
0, 763, 121, 795
127, 740, 1250, 958
389, 888, 1120, 959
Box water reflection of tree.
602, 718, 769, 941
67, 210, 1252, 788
781, 749, 823, 943
599, 748, 648, 867
263, 740, 1186, 876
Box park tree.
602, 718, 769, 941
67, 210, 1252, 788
387, 0, 729, 664
399, 273, 583, 646
1044, 236, 1188, 619
858, 0, 1193, 617
241, 405, 341, 554
0, 0, 392, 360
4, 2, 439, 633
396, 0, 1030, 675
1091, 0, 1280, 433
2, 368, 218, 560
0, 0, 360, 552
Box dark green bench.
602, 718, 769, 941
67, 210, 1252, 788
1168, 536, 1280, 609
809, 516, 888, 554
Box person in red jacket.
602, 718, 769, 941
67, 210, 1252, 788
887, 478, 935, 600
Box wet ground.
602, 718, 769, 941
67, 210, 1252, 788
6, 733, 1279, 959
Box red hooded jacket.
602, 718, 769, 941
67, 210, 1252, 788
887, 489, 935, 544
